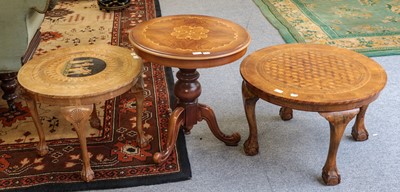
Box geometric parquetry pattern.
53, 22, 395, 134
259, 48, 367, 92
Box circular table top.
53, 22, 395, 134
18, 45, 142, 105
240, 44, 387, 112
129, 14, 251, 68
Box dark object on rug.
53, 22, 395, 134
98, 0, 131, 11
48, 0, 59, 11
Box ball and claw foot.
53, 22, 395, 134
37, 145, 49, 156
153, 152, 164, 164
89, 118, 101, 130
81, 168, 95, 182
322, 169, 341, 186
351, 127, 369, 141
243, 139, 258, 156
279, 107, 293, 121
137, 134, 153, 148
223, 132, 241, 146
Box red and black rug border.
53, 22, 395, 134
6, 130, 190, 192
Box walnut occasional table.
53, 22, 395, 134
17, 45, 152, 182
129, 14, 251, 163
240, 44, 387, 185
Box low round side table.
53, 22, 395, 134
17, 45, 152, 182
240, 44, 387, 185
129, 14, 251, 163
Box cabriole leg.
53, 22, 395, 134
25, 95, 48, 156
61, 105, 94, 182
319, 109, 359, 185
131, 75, 153, 148
242, 81, 260, 156
351, 105, 369, 141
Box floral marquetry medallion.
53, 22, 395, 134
130, 15, 251, 61
129, 14, 250, 164
171, 26, 209, 40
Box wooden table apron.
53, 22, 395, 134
17, 45, 151, 182
129, 14, 251, 163
240, 44, 387, 186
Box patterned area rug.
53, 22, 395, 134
0, 0, 191, 191
254, 0, 400, 56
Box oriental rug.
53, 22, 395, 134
0, 0, 191, 191
254, 0, 400, 56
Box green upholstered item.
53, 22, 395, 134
0, 0, 48, 72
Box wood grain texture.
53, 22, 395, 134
17, 44, 147, 182
18, 45, 142, 105
129, 14, 251, 69
319, 109, 359, 185
240, 44, 387, 112
241, 43, 387, 186
0, 72, 18, 111
130, 15, 249, 163
242, 81, 259, 156
60, 105, 94, 182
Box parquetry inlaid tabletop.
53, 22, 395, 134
18, 45, 142, 105
240, 44, 387, 112
240, 43, 387, 186
129, 14, 251, 68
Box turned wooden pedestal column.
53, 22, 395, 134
240, 44, 387, 185
17, 45, 151, 182
129, 14, 251, 163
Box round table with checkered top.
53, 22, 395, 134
240, 44, 387, 185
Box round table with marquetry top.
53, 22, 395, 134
129, 14, 251, 163
240, 44, 387, 185
17, 44, 152, 182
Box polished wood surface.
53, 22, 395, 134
129, 14, 251, 69
18, 45, 141, 105
129, 15, 250, 163
240, 44, 387, 185
18, 45, 150, 182
0, 72, 18, 111
240, 44, 387, 112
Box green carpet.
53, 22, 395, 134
254, 0, 400, 56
